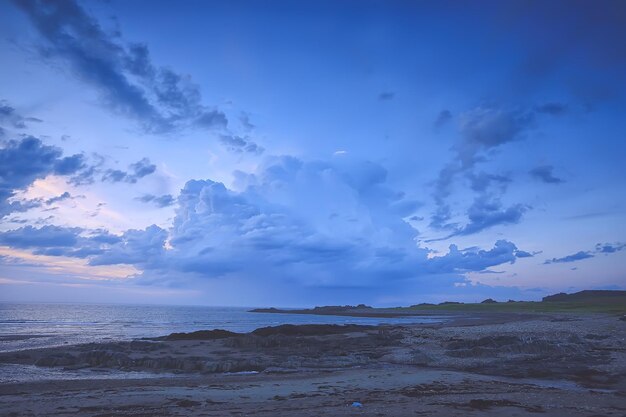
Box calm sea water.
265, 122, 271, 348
0, 303, 443, 352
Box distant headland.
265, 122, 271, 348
250, 290, 626, 316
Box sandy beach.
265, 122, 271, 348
0, 312, 624, 416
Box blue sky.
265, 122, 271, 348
0, 0, 624, 306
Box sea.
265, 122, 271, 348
0, 303, 443, 353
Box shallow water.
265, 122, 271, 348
0, 303, 444, 352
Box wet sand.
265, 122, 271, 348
0, 312, 624, 416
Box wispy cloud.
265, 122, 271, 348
544, 242, 625, 264
12, 0, 227, 134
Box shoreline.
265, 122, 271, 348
0, 311, 624, 416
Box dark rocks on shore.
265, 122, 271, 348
2, 315, 623, 392
13, 323, 402, 375
161, 329, 241, 341
251, 324, 372, 337
157, 324, 375, 341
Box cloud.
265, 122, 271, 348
595, 242, 626, 253
378, 92, 395, 101
239, 112, 255, 131
529, 165, 564, 184
457, 106, 534, 166
427, 240, 524, 274
54, 154, 86, 175
467, 171, 511, 193
11, 0, 227, 133
0, 136, 85, 217
544, 242, 625, 264
88, 225, 167, 267
0, 153, 531, 293
508, 1, 626, 104
434, 109, 452, 128
129, 158, 156, 178
429, 105, 540, 234
219, 135, 264, 155
0, 225, 80, 248
102, 157, 156, 183
0, 100, 43, 130
88, 157, 524, 287
544, 250, 593, 264
195, 110, 228, 130
0, 225, 130, 259
444, 197, 528, 238
66, 153, 105, 186
45, 191, 71, 205
137, 194, 175, 208
535, 102, 568, 116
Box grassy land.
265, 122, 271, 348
251, 291, 626, 316
402, 297, 626, 314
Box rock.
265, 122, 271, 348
251, 324, 371, 337
163, 329, 241, 341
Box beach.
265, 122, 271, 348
1, 311, 624, 416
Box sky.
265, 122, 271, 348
0, 0, 625, 307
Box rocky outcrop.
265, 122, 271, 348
161, 329, 241, 341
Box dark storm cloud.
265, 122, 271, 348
529, 165, 564, 184
0, 136, 84, 217
137, 194, 175, 208
11, 0, 227, 133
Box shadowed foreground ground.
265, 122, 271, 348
0, 312, 624, 416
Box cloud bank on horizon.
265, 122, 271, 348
0, 0, 624, 306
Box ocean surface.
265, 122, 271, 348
0, 303, 443, 353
